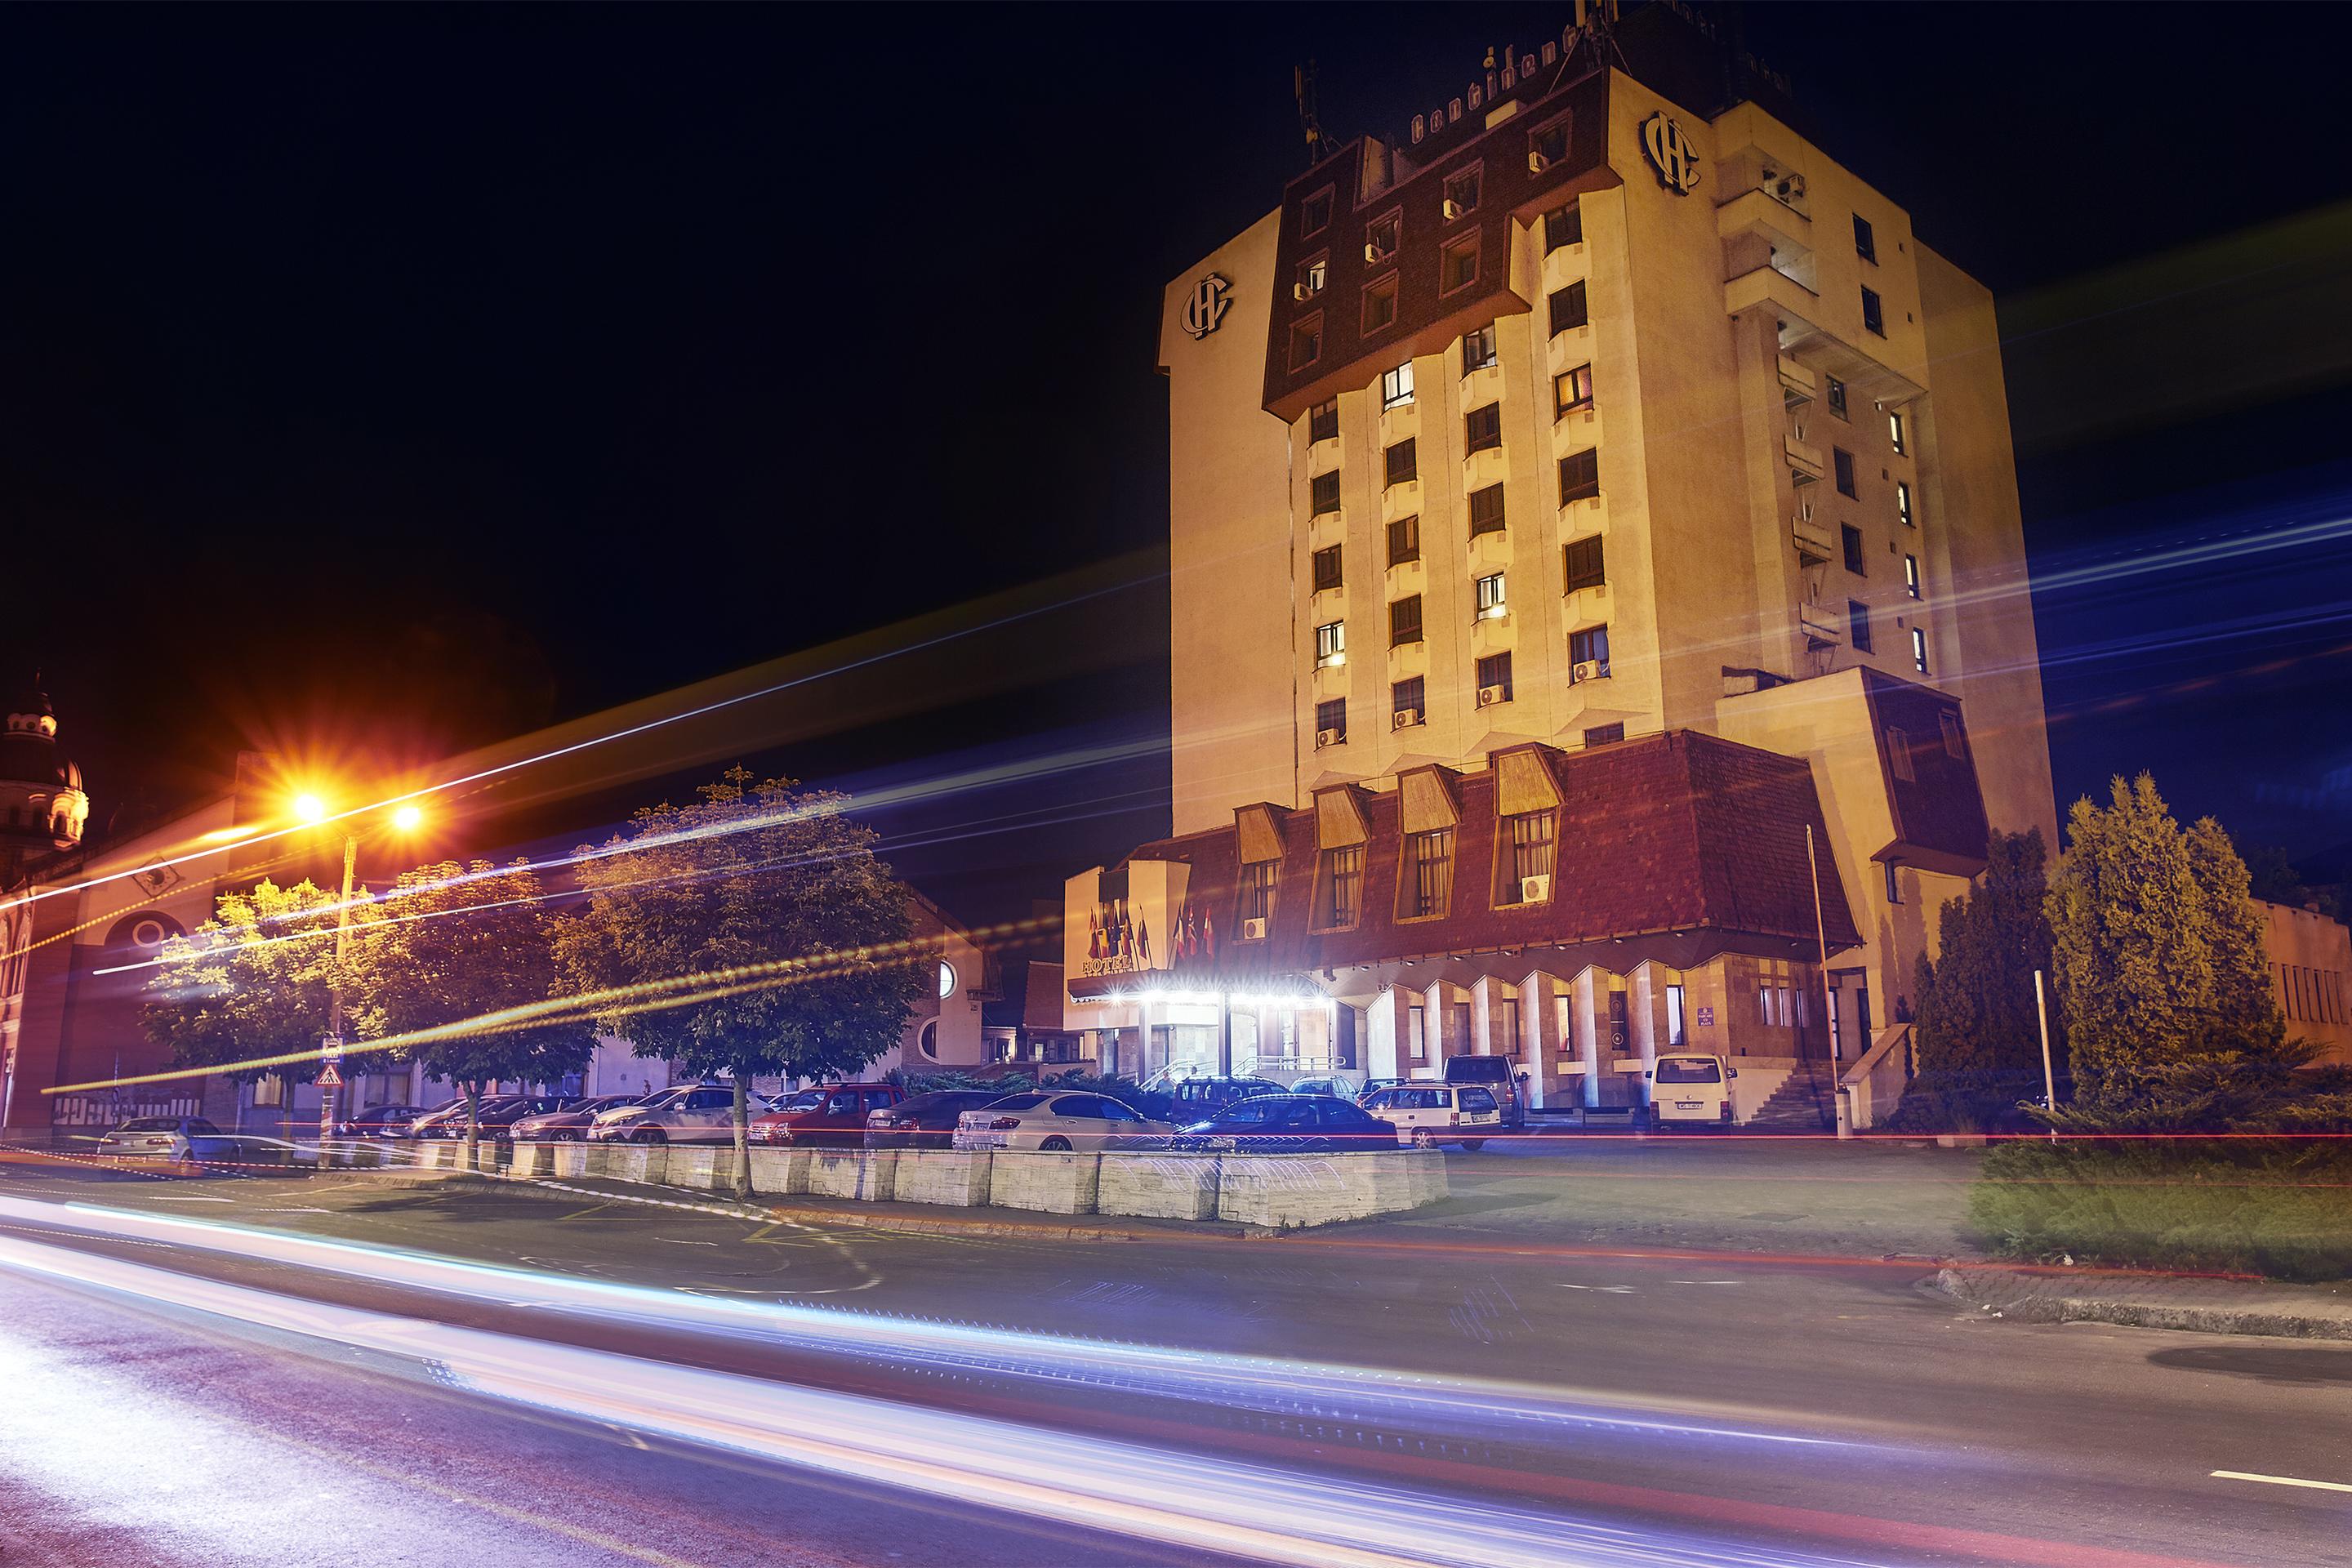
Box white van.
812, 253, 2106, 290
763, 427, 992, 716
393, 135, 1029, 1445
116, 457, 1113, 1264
1646, 1054, 1738, 1129
1358, 1083, 1503, 1149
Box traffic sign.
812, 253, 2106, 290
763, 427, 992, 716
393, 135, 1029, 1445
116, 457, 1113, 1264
320, 1036, 345, 1062
317, 1063, 345, 1089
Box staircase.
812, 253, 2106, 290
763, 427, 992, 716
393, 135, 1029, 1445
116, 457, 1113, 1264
1744, 1060, 1837, 1132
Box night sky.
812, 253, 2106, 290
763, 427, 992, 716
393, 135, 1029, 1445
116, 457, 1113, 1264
6, 3, 2350, 924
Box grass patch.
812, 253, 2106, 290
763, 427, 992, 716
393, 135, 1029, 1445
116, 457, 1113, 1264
1969, 1137, 2352, 1281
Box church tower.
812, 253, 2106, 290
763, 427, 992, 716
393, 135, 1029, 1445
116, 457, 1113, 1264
0, 679, 91, 886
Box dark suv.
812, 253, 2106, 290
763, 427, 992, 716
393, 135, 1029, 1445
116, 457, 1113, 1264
1167, 1076, 1289, 1120
1441, 1057, 1526, 1129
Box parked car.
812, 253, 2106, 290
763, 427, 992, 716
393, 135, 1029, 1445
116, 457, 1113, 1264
951, 1091, 1170, 1152
96, 1116, 239, 1165
1165, 1076, 1288, 1120
589, 1083, 770, 1144
1353, 1076, 1411, 1103
1357, 1083, 1503, 1149
864, 1089, 1013, 1151
746, 1084, 904, 1147
1442, 1055, 1526, 1129
510, 1093, 659, 1142
1169, 1094, 1398, 1154
329, 1103, 431, 1138
1647, 1054, 1738, 1128
412, 1095, 572, 1141
1285, 1072, 1364, 1100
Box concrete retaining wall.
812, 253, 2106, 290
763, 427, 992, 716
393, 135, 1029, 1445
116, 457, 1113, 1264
892, 1150, 994, 1207
805, 1149, 895, 1201
1098, 1154, 1219, 1220
748, 1147, 808, 1196
987, 1152, 1100, 1215
603, 1143, 668, 1185
1217, 1152, 1446, 1228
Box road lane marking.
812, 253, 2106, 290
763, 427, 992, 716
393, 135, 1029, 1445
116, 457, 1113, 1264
1672, 1280, 1742, 1285
2212, 1469, 2352, 1495
1556, 1283, 1635, 1293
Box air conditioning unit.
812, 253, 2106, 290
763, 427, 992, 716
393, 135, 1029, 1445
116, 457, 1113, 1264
1526, 149, 1548, 174
1570, 660, 1602, 684
1241, 917, 1268, 941
1774, 173, 1806, 203
1477, 684, 1507, 708
1443, 198, 1464, 220
1392, 706, 1423, 729
1521, 873, 1552, 902
1316, 727, 1343, 747
1293, 282, 1314, 302
1364, 243, 1388, 265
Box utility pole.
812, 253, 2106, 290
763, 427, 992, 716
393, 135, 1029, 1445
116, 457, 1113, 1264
1806, 823, 1842, 1134
319, 832, 358, 1162
2034, 969, 2058, 1142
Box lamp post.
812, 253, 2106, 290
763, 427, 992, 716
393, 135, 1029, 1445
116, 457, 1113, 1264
295, 791, 423, 1154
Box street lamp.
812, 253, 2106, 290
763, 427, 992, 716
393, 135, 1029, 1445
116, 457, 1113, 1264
295, 791, 425, 1152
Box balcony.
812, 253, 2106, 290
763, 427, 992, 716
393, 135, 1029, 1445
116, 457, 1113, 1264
1784, 434, 1826, 487
1462, 443, 1508, 492
1717, 185, 1814, 258
1777, 354, 1816, 408
1799, 600, 1844, 647
1792, 512, 1837, 564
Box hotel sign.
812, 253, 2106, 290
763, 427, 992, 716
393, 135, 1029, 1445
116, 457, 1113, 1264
1640, 112, 1701, 195
1182, 273, 1232, 340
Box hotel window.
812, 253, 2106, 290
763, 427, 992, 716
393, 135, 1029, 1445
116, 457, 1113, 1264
1461, 323, 1497, 372
1905, 553, 1921, 599
1888, 409, 1907, 454
1318, 844, 1365, 928
1408, 1004, 1426, 1061
1544, 200, 1583, 251
1558, 448, 1600, 504
1468, 483, 1506, 537
1883, 861, 1904, 905
1504, 809, 1556, 902
1442, 164, 1481, 218
1392, 675, 1425, 722
1853, 213, 1878, 264
1388, 514, 1420, 565
1315, 619, 1346, 665
1311, 470, 1341, 514
1825, 375, 1848, 419
1309, 397, 1339, 443
1896, 479, 1914, 528
1569, 624, 1610, 675
1476, 650, 1514, 703
1476, 572, 1507, 618
1316, 697, 1347, 746
1464, 402, 1502, 454
1297, 255, 1327, 298
1912, 626, 1930, 674
1861, 286, 1885, 336
1386, 438, 1418, 487
1381, 359, 1414, 409
1312, 545, 1343, 592
1405, 829, 1454, 919
1500, 996, 1522, 1058
1563, 533, 1605, 591
1887, 727, 1913, 782
1361, 274, 1398, 334
1239, 858, 1277, 927
1290, 314, 1322, 370
1842, 523, 1865, 575
1441, 233, 1480, 295
1555, 363, 1594, 416
1940, 710, 1964, 760
1530, 116, 1571, 172
1584, 722, 1625, 746
1390, 594, 1423, 645
1849, 599, 1873, 653
1301, 188, 1333, 237
1548, 280, 1588, 335
1365, 211, 1401, 263
1833, 447, 1857, 498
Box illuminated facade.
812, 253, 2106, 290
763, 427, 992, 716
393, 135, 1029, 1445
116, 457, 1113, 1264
1071, 6, 2062, 1120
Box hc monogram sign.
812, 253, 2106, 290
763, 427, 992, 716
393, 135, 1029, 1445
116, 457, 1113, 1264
1640, 112, 1701, 195
1182, 273, 1232, 340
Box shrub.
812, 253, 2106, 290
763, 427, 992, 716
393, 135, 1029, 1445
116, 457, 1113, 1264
1969, 1135, 2352, 1281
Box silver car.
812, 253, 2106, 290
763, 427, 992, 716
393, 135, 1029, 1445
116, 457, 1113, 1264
588, 1084, 769, 1144
510, 1092, 657, 1142
950, 1091, 1170, 1153
96, 1116, 238, 1165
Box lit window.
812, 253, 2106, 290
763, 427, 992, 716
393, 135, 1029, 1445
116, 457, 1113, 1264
1833, 448, 1858, 498
1297, 256, 1327, 297
1385, 439, 1418, 487
1315, 620, 1346, 665
1361, 274, 1398, 334
1861, 286, 1885, 336
1318, 844, 1365, 927
1301, 189, 1333, 236
1558, 448, 1599, 504
1548, 280, 1588, 335
1842, 523, 1865, 575
1312, 545, 1343, 592
1896, 479, 1914, 527
1290, 314, 1322, 370
1389, 595, 1423, 645
1563, 533, 1605, 591
1476, 651, 1514, 705
1311, 470, 1340, 514
1443, 165, 1481, 217
1387, 514, 1420, 565
1468, 483, 1505, 537
1309, 398, 1339, 443
1441, 234, 1481, 294
1544, 201, 1582, 250
1464, 403, 1502, 453
1904, 554, 1921, 599
1854, 213, 1877, 264
1888, 409, 1907, 454
1554, 363, 1594, 416
1887, 727, 1913, 782
1316, 697, 1347, 746
1476, 572, 1507, 618
1911, 626, 1929, 674
1504, 809, 1554, 902
1849, 599, 1873, 653
1569, 624, 1610, 676
1405, 828, 1454, 918
1825, 375, 1848, 419
1381, 360, 1415, 408
1461, 324, 1498, 372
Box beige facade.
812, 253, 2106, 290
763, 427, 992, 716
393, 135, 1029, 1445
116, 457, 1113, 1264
2261, 899, 2352, 1068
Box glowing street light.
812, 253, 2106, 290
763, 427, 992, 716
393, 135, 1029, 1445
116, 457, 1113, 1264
392, 803, 425, 833
296, 786, 429, 1153
292, 792, 331, 825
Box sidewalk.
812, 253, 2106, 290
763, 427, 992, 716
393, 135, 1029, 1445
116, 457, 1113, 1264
1936, 1264, 2352, 1340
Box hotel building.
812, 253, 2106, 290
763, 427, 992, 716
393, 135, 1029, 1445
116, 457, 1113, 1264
1064, 4, 2060, 1124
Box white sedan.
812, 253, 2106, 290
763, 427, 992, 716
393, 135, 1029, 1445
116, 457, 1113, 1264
951, 1091, 1170, 1153
96, 1116, 239, 1165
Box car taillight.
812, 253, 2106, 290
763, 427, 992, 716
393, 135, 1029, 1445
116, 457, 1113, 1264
1450, 1111, 1461, 1126
988, 1116, 1020, 1130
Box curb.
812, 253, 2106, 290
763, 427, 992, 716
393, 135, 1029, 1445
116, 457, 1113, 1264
1934, 1267, 2352, 1341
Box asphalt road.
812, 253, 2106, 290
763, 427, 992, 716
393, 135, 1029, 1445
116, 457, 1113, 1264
0, 1152, 2345, 1568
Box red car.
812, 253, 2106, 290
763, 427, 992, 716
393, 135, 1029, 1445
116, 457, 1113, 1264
747, 1084, 904, 1147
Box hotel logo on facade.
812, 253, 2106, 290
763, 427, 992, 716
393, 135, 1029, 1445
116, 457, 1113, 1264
1182, 273, 1232, 340
1641, 112, 1701, 194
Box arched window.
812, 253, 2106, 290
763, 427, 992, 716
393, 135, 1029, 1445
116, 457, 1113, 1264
919, 1020, 940, 1061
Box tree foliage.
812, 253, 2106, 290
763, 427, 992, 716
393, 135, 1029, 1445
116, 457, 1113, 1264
1902, 828, 2059, 1130
553, 770, 927, 1196
145, 878, 373, 1088
350, 858, 590, 1155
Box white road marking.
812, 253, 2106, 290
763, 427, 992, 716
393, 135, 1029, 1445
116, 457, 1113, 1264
1556, 1284, 1636, 1294
2211, 1469, 2352, 1495
655, 1238, 716, 1246
1672, 1281, 1743, 1286
141, 1195, 234, 1202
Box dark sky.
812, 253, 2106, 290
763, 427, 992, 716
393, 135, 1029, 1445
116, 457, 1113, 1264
6, 2, 2351, 921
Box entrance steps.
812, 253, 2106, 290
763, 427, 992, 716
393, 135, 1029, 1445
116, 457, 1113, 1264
1744, 1060, 1835, 1131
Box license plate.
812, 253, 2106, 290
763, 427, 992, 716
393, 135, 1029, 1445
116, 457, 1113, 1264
1675, 1101, 1703, 1110
964, 1134, 1006, 1150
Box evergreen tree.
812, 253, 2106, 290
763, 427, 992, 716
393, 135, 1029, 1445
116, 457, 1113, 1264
1905, 829, 2059, 1129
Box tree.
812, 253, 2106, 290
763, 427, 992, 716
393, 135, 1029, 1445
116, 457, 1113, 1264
553, 769, 927, 1199
146, 879, 375, 1107
1904, 828, 2059, 1130
351, 858, 590, 1165
2044, 773, 2294, 1124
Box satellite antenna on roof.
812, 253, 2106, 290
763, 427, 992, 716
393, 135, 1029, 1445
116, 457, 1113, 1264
1294, 60, 1326, 166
